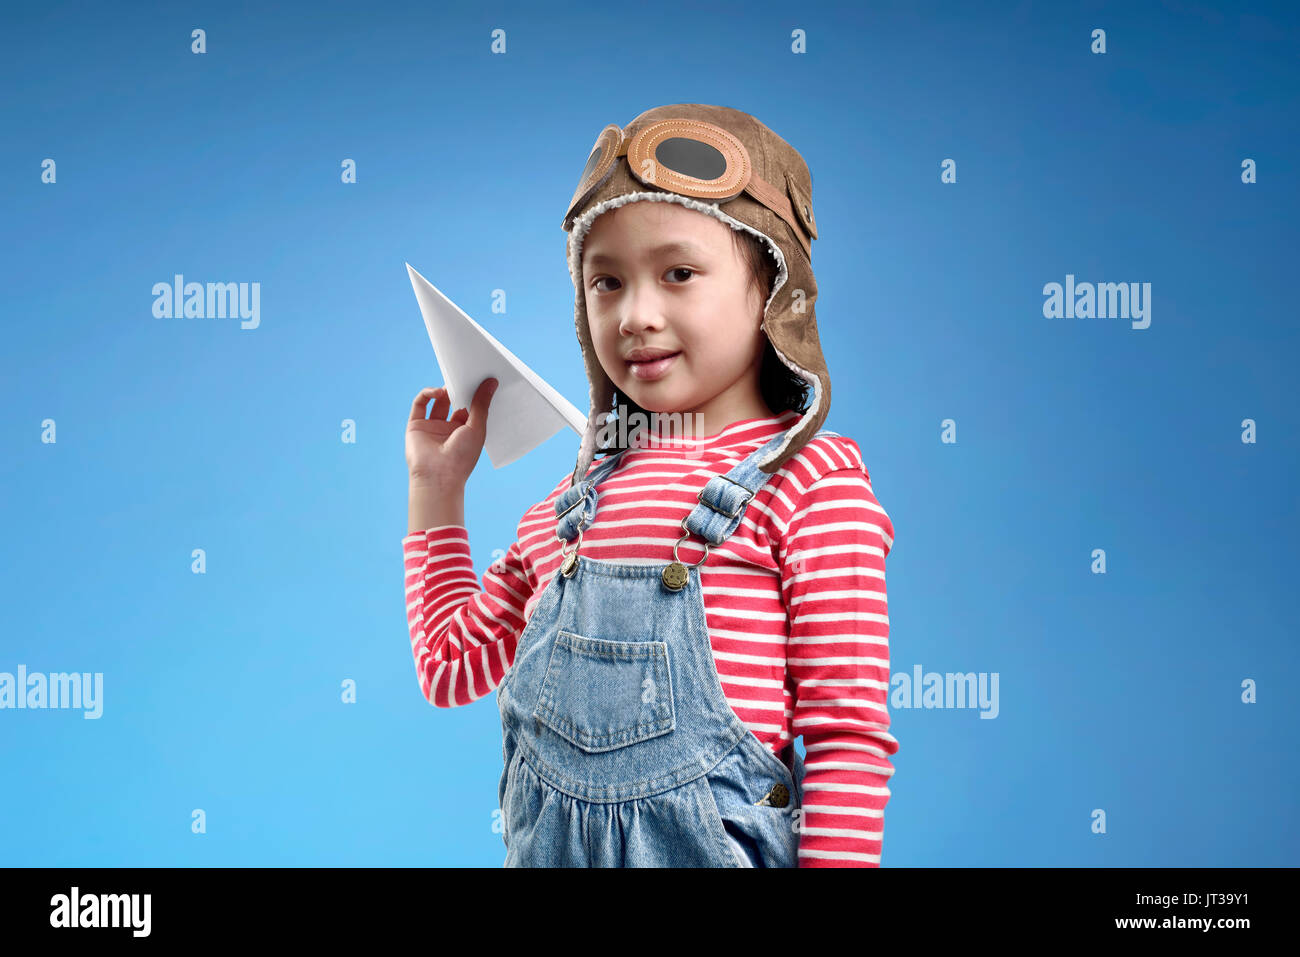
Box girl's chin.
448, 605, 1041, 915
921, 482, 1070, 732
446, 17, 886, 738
619, 377, 677, 401
617, 389, 686, 414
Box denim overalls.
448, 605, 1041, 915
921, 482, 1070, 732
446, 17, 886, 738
496, 427, 836, 867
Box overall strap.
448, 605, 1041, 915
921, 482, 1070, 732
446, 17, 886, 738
682, 428, 839, 546
554, 448, 628, 542
553, 426, 840, 546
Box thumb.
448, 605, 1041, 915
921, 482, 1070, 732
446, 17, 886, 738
467, 377, 498, 430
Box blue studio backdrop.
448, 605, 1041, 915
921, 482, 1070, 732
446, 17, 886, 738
1, 0, 1296, 866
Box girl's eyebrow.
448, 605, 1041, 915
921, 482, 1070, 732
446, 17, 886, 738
585, 241, 707, 268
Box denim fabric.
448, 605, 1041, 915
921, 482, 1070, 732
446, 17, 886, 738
496, 428, 838, 867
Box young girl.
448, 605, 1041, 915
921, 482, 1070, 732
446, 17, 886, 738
403, 104, 896, 867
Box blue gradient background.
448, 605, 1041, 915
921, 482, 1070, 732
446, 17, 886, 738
2, 0, 1296, 867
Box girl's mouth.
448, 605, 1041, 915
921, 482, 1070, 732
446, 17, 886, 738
627, 352, 680, 381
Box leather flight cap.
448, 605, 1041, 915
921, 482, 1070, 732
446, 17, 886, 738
563, 103, 830, 487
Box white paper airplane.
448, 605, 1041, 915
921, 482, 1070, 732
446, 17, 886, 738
406, 262, 588, 469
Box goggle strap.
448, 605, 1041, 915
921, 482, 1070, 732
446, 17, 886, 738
744, 173, 813, 260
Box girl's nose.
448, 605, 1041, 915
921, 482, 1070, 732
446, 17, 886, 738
618, 286, 666, 336
619, 311, 665, 336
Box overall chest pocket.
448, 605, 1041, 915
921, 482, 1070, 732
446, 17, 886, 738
533, 630, 675, 753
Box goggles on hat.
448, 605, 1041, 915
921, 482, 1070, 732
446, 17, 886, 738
562, 118, 816, 258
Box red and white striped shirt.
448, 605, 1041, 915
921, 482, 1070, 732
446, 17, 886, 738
401, 409, 897, 866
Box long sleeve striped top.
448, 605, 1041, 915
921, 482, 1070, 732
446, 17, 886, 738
401, 409, 897, 866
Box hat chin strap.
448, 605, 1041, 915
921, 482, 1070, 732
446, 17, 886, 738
566, 190, 822, 483
752, 337, 822, 471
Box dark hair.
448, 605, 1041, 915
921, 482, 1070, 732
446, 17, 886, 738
599, 228, 810, 454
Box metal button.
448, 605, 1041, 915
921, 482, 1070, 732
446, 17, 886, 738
661, 561, 688, 591
756, 782, 789, 808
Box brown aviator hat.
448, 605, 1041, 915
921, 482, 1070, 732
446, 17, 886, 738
562, 103, 828, 488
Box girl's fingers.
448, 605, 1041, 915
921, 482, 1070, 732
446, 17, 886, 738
429, 388, 452, 421
409, 387, 436, 421
409, 386, 448, 421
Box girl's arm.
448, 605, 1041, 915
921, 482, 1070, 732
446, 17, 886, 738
408, 476, 464, 533
403, 379, 532, 707
779, 462, 897, 868
402, 518, 533, 708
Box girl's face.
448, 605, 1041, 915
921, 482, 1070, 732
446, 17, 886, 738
582, 201, 772, 437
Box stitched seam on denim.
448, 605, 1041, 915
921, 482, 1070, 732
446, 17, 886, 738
511, 723, 748, 803
533, 634, 673, 751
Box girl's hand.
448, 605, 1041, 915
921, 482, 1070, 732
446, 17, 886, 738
406, 378, 499, 489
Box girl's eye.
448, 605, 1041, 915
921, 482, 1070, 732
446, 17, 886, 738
591, 269, 694, 292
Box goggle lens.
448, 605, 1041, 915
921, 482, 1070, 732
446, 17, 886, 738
653, 136, 727, 181
577, 144, 606, 191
